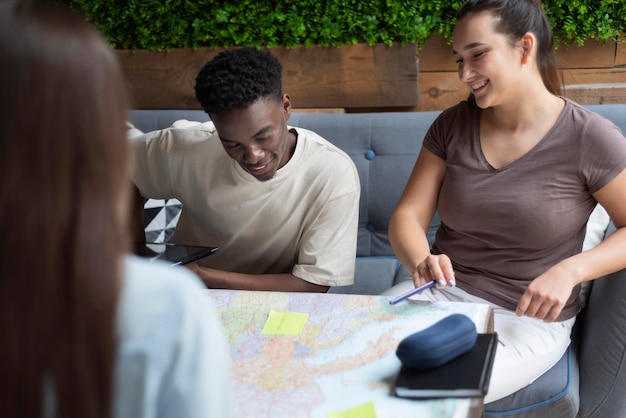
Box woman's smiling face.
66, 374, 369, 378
452, 11, 525, 109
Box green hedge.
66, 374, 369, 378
58, 0, 626, 51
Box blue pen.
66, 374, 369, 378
388, 280, 437, 305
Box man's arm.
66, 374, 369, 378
185, 264, 330, 293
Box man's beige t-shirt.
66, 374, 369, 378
131, 121, 360, 287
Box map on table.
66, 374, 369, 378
209, 289, 491, 418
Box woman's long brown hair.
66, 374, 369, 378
0, 2, 130, 417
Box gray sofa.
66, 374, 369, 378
129, 104, 626, 418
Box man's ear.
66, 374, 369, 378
282, 94, 292, 121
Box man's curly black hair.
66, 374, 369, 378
195, 47, 283, 115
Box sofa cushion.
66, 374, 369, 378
579, 204, 610, 307
329, 256, 403, 295
143, 198, 182, 243
485, 346, 579, 417
577, 223, 626, 418
288, 111, 442, 257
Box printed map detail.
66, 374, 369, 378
209, 289, 491, 418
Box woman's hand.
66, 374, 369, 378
412, 254, 456, 290
516, 263, 579, 322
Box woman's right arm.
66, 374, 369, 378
389, 147, 455, 287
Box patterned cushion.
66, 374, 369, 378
143, 198, 182, 243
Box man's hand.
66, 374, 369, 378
185, 262, 202, 276
185, 263, 330, 293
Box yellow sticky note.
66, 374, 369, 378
261, 310, 309, 335
328, 401, 377, 418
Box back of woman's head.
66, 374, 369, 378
0, 2, 128, 417
457, 0, 562, 96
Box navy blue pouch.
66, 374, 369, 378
396, 313, 478, 370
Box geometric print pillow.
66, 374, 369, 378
143, 198, 182, 243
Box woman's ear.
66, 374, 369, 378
519, 33, 536, 64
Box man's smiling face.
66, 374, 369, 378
211, 95, 295, 182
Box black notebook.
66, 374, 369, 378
394, 332, 498, 399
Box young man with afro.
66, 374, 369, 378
131, 47, 360, 292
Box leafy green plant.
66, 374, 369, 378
57, 0, 625, 51
546, 0, 626, 46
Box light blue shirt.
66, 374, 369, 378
113, 256, 232, 418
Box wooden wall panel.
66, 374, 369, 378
616, 39, 626, 66
418, 72, 467, 111
118, 36, 624, 112
117, 43, 419, 110
274, 43, 419, 108
556, 39, 617, 69
420, 35, 455, 72
417, 69, 626, 110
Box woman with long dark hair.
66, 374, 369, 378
0, 2, 232, 417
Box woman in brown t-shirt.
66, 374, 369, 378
385, 0, 626, 403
